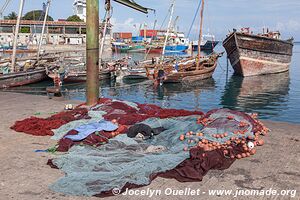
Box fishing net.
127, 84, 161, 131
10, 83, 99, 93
11, 108, 89, 136
11, 98, 203, 137
10, 97, 268, 197
48, 108, 268, 197
49, 116, 200, 196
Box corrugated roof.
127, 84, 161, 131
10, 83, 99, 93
0, 20, 110, 27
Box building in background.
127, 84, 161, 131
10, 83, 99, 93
0, 20, 112, 47
73, 0, 86, 22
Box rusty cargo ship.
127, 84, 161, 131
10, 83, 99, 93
223, 28, 293, 76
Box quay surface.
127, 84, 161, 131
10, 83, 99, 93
0, 92, 299, 200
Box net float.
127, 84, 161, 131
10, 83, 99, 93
257, 139, 265, 146
247, 141, 255, 149
250, 149, 256, 155
246, 152, 251, 157
241, 153, 247, 158
223, 150, 229, 154
227, 115, 234, 120
179, 134, 185, 141
236, 154, 242, 159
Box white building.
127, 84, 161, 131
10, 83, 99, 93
73, 0, 86, 22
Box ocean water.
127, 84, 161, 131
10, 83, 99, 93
2, 44, 300, 124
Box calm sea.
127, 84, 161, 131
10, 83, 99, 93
2, 44, 300, 124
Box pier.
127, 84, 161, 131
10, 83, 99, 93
0, 92, 299, 199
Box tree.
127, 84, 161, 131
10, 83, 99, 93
66, 15, 83, 22
22, 10, 54, 21
4, 12, 18, 20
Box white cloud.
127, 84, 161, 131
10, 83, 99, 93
110, 17, 139, 32
276, 19, 300, 32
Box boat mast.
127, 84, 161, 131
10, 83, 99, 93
86, 0, 100, 105
99, 0, 111, 65
11, 0, 25, 72
161, 0, 175, 62
37, 0, 51, 60
196, 0, 204, 70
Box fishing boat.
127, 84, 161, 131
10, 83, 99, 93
0, 65, 51, 89
47, 69, 112, 83
46, 57, 130, 83
145, 0, 222, 84
0, 0, 53, 89
146, 45, 163, 54
223, 28, 294, 76
145, 53, 222, 84
127, 45, 146, 53
112, 42, 131, 53
165, 44, 188, 53
0, 45, 37, 54
192, 34, 219, 51
123, 68, 148, 79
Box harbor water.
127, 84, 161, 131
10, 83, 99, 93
1, 44, 300, 124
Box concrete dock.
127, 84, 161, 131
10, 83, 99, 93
0, 92, 299, 200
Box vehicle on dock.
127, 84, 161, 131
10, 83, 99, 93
223, 28, 294, 76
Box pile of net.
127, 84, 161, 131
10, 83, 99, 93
44, 104, 268, 197
11, 98, 203, 137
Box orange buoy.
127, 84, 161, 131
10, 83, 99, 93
179, 134, 185, 141
257, 139, 265, 146
250, 149, 256, 155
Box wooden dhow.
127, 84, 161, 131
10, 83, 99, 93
223, 28, 294, 77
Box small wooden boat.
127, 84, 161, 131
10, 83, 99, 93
0, 65, 53, 89
145, 53, 222, 84
223, 28, 294, 76
47, 65, 112, 83
145, 0, 222, 85
123, 68, 148, 79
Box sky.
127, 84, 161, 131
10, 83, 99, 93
2, 0, 300, 41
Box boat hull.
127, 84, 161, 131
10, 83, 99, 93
48, 71, 111, 83
223, 32, 293, 76
164, 62, 217, 84
193, 41, 219, 51
146, 47, 163, 54
0, 68, 47, 89
123, 74, 148, 79
165, 45, 188, 53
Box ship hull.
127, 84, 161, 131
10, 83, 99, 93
0, 68, 47, 89
193, 41, 219, 51
223, 32, 293, 76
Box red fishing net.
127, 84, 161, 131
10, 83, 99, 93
11, 108, 89, 136
11, 98, 203, 137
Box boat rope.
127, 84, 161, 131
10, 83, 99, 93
159, 4, 171, 30
0, 0, 11, 18
187, 0, 201, 38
